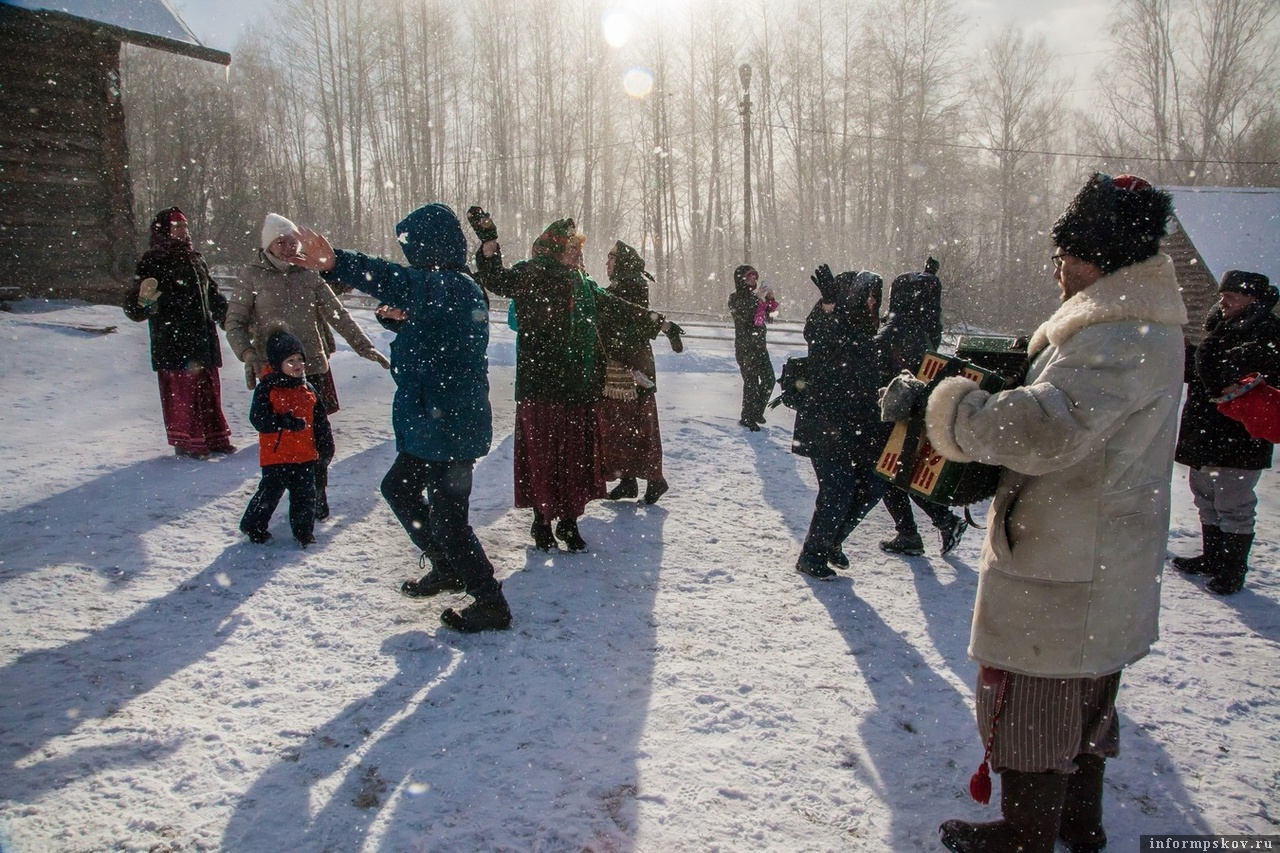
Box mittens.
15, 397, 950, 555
466, 206, 498, 243
878, 370, 927, 422
279, 413, 307, 431
665, 321, 685, 353
810, 264, 839, 303
364, 350, 392, 369
138, 277, 160, 307
244, 362, 258, 390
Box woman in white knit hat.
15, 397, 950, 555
225, 212, 390, 519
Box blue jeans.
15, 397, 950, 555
381, 453, 498, 597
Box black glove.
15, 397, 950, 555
466, 206, 498, 243
665, 321, 685, 353
878, 371, 927, 422
925, 256, 940, 275
279, 413, 307, 432
810, 263, 839, 303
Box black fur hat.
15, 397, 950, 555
1051, 173, 1173, 274
1219, 269, 1273, 299
265, 326, 305, 372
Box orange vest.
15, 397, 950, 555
258, 375, 320, 466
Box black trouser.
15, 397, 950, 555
380, 452, 499, 598
737, 351, 775, 423
882, 485, 955, 535
802, 446, 886, 559
241, 461, 317, 540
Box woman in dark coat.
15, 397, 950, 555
794, 266, 889, 578
471, 214, 679, 553
873, 265, 967, 556
598, 241, 669, 505
123, 207, 233, 459
728, 264, 776, 430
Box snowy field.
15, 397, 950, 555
1, 300, 1277, 852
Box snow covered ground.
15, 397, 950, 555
1, 299, 1277, 852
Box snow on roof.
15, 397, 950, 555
0, 0, 229, 64
1165, 185, 1280, 286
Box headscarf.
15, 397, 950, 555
148, 207, 196, 258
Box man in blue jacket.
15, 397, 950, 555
289, 203, 510, 633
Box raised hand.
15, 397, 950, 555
289, 226, 336, 272
810, 263, 838, 303
466, 206, 498, 243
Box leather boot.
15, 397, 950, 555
440, 583, 512, 633
939, 770, 1068, 853
555, 517, 588, 553
530, 509, 557, 551
1059, 754, 1107, 853
1207, 531, 1253, 595
1172, 524, 1222, 575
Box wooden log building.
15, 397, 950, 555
0, 0, 228, 303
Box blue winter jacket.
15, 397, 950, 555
322, 203, 492, 462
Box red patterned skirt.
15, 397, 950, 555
597, 393, 663, 481
514, 400, 605, 520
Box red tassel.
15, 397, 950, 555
969, 761, 992, 804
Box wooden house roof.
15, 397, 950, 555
0, 0, 229, 64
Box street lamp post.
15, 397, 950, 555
739, 63, 752, 266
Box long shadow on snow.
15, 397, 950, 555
0, 451, 258, 583
738, 420, 813, 545
221, 499, 667, 851
0, 541, 288, 804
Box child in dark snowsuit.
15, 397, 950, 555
240, 329, 334, 547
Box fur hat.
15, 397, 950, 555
1219, 269, 1273, 299
1051, 173, 1173, 274
265, 326, 305, 372
261, 212, 299, 250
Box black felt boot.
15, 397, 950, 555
608, 478, 639, 500
1207, 531, 1253, 595
939, 770, 1068, 853
1059, 754, 1107, 853
1172, 524, 1222, 575
531, 509, 558, 551
642, 478, 669, 505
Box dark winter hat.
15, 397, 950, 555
148, 206, 190, 248
1051, 173, 1173, 274
1219, 270, 1273, 299
265, 327, 306, 372
733, 264, 758, 290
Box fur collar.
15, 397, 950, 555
1028, 253, 1187, 357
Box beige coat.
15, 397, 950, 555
924, 254, 1188, 678
225, 253, 386, 381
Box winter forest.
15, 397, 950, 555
125, 0, 1278, 331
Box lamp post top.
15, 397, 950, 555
739, 63, 752, 92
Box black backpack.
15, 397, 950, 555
767, 356, 808, 411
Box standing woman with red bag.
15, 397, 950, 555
123, 207, 234, 459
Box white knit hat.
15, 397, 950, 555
261, 212, 299, 250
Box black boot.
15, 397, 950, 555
1172, 524, 1222, 575
1059, 754, 1107, 853
531, 509, 558, 551
401, 553, 465, 598
642, 478, 669, 505
1207, 531, 1253, 595
939, 769, 1068, 853
608, 478, 639, 500
555, 517, 588, 552
440, 583, 512, 633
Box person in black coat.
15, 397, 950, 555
123, 207, 234, 459
794, 265, 889, 578
873, 261, 968, 557
1173, 269, 1280, 595
728, 264, 776, 430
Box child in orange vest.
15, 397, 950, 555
240, 328, 334, 546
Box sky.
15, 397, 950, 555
170, 0, 1113, 90
0, 297, 1277, 851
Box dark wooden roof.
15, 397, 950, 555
0, 0, 229, 64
